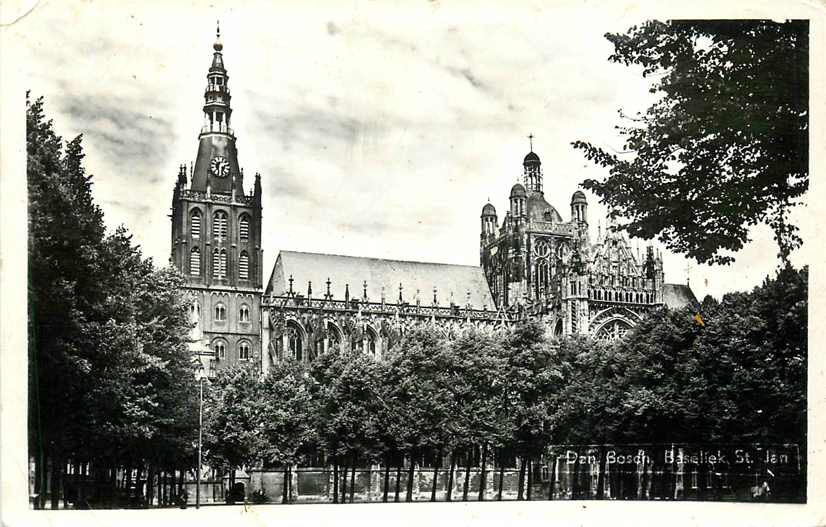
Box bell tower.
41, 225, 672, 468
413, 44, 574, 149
170, 23, 263, 374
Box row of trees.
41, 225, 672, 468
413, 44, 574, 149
28, 96, 199, 508
204, 264, 807, 502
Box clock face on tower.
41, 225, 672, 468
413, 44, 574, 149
210, 156, 229, 177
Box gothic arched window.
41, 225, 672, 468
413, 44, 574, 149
239, 251, 249, 280
239, 304, 250, 323
213, 248, 227, 279
239, 214, 250, 242
287, 322, 303, 361
214, 303, 226, 322
238, 341, 250, 361
190, 209, 202, 238
327, 322, 342, 352
213, 339, 226, 360
213, 210, 228, 240
364, 327, 377, 355
190, 247, 201, 275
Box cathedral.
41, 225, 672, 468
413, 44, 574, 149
170, 30, 696, 376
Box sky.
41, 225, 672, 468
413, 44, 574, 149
8, 0, 815, 301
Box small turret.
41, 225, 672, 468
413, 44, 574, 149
480, 202, 498, 239
509, 183, 527, 217
571, 190, 587, 224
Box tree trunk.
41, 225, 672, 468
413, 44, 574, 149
382, 461, 390, 503
146, 465, 154, 508
332, 459, 339, 504
430, 464, 439, 502
229, 469, 236, 504
446, 454, 456, 502
283, 466, 290, 503
517, 457, 526, 501
349, 455, 356, 503
497, 457, 505, 501
161, 471, 167, 506
639, 452, 649, 500
50, 455, 60, 509
33, 450, 42, 509
571, 453, 580, 500
527, 458, 533, 501
124, 463, 132, 505
596, 447, 607, 500
548, 456, 557, 500
62, 462, 70, 509
394, 462, 402, 503
462, 449, 472, 501
405, 453, 415, 502
340, 463, 348, 503
478, 444, 488, 501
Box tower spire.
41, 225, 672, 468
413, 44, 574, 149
528, 133, 534, 152
189, 24, 239, 193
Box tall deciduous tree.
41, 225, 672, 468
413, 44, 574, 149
255, 360, 317, 502
28, 95, 198, 508
573, 20, 808, 264
202, 364, 262, 501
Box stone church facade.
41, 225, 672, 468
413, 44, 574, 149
170, 32, 696, 376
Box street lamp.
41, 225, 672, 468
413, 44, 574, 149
195, 364, 207, 509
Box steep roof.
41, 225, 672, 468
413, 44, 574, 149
266, 251, 496, 309
527, 193, 563, 223
663, 283, 699, 310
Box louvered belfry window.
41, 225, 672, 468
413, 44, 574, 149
239, 251, 249, 280
213, 211, 227, 240
190, 210, 201, 238
213, 248, 227, 278
239, 214, 249, 242
190, 247, 200, 275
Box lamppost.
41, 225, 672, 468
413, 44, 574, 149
195, 364, 206, 509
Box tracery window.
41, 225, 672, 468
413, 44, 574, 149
213, 248, 227, 278
239, 251, 249, 280
214, 303, 226, 322
239, 214, 250, 242
595, 320, 632, 341
328, 324, 342, 352
190, 247, 201, 275
287, 322, 303, 361
213, 211, 228, 240
213, 339, 226, 360
239, 304, 250, 323
190, 209, 202, 238
239, 341, 250, 361
364, 327, 377, 355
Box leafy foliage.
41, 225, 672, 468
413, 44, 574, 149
573, 20, 808, 264
28, 95, 198, 507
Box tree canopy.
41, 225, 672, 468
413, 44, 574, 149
28, 95, 198, 508
573, 20, 808, 265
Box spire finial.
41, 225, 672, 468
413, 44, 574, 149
213, 20, 223, 51
528, 133, 534, 152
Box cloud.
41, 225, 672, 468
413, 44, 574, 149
57, 95, 174, 168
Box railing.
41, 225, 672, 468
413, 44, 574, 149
263, 295, 502, 322
200, 122, 234, 135
180, 190, 254, 205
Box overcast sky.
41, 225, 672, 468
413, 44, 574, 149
10, 0, 813, 301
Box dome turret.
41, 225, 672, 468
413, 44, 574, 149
571, 190, 588, 223
481, 203, 497, 217
510, 183, 527, 198
523, 151, 541, 165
